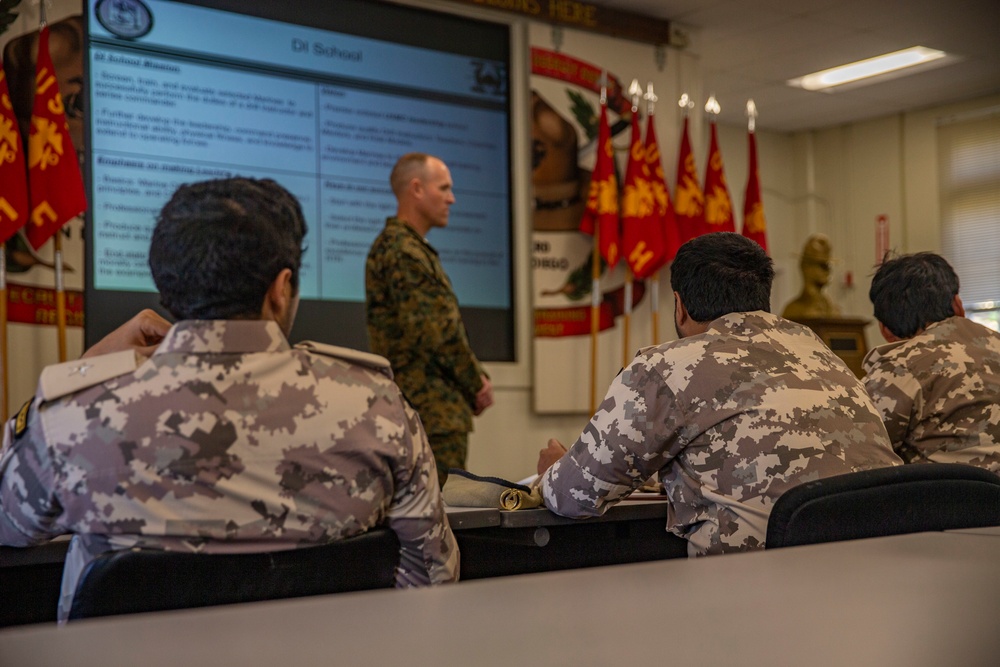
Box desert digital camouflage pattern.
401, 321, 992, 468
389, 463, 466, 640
541, 311, 901, 556
0, 320, 459, 621
366, 217, 485, 471
863, 316, 1000, 474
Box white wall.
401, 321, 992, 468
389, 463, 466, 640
785, 93, 1000, 348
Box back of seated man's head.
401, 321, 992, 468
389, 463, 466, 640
670, 232, 774, 322
149, 177, 307, 321
869, 252, 959, 339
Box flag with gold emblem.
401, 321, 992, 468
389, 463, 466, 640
0, 64, 29, 245
621, 111, 665, 278
741, 130, 768, 252
645, 115, 681, 267
701, 120, 735, 234
674, 116, 704, 243
25, 25, 86, 250
579, 103, 620, 267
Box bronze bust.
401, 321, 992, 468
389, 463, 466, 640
782, 234, 841, 320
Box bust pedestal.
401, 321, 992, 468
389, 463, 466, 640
789, 317, 871, 378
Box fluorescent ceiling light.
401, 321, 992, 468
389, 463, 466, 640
789, 46, 947, 91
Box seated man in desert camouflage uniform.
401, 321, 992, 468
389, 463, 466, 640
537, 232, 902, 556
864, 252, 1000, 474
0, 178, 458, 622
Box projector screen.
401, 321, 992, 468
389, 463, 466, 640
83, 0, 514, 361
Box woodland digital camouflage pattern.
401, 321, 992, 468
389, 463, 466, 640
863, 316, 1000, 474
541, 311, 901, 556
0, 320, 459, 621
366, 217, 486, 478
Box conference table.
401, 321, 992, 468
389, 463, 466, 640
1, 530, 998, 666
448, 497, 687, 579
946, 525, 1000, 537
0, 499, 682, 626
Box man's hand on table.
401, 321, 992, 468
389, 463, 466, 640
536, 438, 567, 476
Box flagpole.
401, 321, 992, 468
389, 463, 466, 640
38, 7, 66, 363
54, 234, 67, 361
1, 52, 32, 422
622, 274, 631, 367
29, 7, 84, 363
589, 73, 608, 415
741, 99, 769, 253
622, 79, 643, 368
38, 5, 66, 362
702, 93, 737, 236
590, 207, 600, 415
1, 244, 8, 421
645, 83, 660, 346
675, 93, 699, 246
35, 7, 67, 363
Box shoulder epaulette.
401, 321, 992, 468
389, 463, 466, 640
296, 341, 393, 377
38, 350, 138, 403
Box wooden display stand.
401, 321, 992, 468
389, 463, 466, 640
790, 317, 871, 378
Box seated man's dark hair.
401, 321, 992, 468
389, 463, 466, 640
670, 232, 774, 322
869, 252, 959, 339
149, 177, 307, 321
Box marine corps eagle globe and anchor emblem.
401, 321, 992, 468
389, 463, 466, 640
95, 0, 153, 40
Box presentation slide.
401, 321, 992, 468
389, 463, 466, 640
84, 0, 514, 359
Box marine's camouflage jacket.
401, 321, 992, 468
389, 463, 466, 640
0, 320, 459, 621
863, 316, 1000, 473
541, 311, 901, 556
365, 217, 485, 435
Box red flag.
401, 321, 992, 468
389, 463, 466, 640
644, 116, 681, 267
742, 130, 768, 252
621, 112, 664, 278
0, 64, 30, 245
25, 26, 86, 250
579, 103, 620, 267
702, 121, 735, 234
674, 116, 704, 243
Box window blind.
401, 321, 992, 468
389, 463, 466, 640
938, 113, 1000, 316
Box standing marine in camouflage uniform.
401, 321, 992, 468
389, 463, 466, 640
863, 252, 1000, 474
537, 233, 901, 556
0, 178, 458, 622
366, 153, 494, 486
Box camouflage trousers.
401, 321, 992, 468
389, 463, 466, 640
429, 431, 469, 488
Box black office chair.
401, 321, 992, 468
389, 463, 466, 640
765, 463, 1000, 549
68, 527, 400, 620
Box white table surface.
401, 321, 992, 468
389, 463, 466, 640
944, 524, 1000, 537
2, 531, 998, 666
